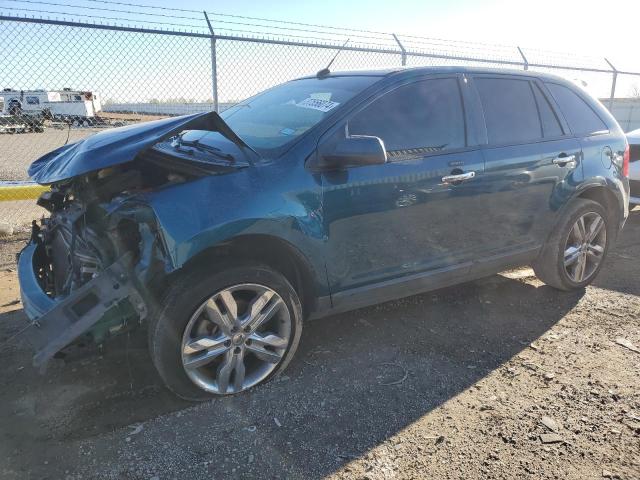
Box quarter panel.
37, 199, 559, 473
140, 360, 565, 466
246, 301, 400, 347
579, 133, 629, 225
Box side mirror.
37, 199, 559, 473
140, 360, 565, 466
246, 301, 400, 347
316, 135, 387, 171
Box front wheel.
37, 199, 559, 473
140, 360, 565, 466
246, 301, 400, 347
148, 263, 303, 401
533, 199, 611, 291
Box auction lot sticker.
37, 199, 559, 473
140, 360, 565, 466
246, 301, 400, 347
295, 97, 340, 112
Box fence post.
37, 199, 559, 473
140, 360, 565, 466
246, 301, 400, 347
204, 11, 219, 113
517, 46, 528, 70
392, 34, 407, 66
604, 58, 617, 112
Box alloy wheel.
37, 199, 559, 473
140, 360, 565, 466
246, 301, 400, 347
181, 283, 291, 394
563, 211, 606, 283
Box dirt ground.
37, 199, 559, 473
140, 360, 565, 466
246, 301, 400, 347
0, 210, 638, 480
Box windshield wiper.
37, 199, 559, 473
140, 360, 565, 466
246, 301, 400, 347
173, 138, 235, 162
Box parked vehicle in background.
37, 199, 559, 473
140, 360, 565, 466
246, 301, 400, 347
0, 111, 45, 133
16, 67, 629, 400
626, 128, 640, 205
0, 88, 102, 126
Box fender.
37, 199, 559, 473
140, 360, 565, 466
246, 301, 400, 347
141, 165, 328, 293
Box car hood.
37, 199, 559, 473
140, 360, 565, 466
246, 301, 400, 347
29, 111, 256, 184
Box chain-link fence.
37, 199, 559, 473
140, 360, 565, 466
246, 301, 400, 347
2, 6, 640, 230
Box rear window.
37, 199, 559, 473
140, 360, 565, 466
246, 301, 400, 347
474, 78, 542, 145
545, 83, 608, 136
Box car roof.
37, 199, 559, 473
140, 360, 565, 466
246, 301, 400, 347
297, 65, 570, 83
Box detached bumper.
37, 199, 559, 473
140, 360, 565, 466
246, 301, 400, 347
18, 242, 56, 322
17, 242, 148, 368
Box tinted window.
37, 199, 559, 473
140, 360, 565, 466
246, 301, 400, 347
545, 83, 607, 136
475, 78, 541, 145
348, 78, 465, 153
532, 84, 563, 137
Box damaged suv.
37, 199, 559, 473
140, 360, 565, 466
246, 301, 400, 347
18, 67, 629, 400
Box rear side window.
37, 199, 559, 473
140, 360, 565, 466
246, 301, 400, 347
474, 78, 542, 145
545, 83, 607, 136
532, 84, 564, 137
348, 78, 465, 154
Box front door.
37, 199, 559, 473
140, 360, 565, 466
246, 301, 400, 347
319, 77, 486, 295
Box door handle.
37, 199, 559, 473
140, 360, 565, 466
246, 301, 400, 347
552, 154, 577, 167
442, 171, 475, 184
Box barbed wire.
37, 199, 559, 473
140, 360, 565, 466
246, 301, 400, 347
0, 6, 208, 30
0, 0, 626, 70
2, 0, 205, 21
0, 0, 543, 50
0, 9, 392, 46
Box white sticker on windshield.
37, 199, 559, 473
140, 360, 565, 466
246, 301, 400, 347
295, 97, 340, 112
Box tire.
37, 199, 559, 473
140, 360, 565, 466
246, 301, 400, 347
533, 199, 611, 291
148, 262, 303, 401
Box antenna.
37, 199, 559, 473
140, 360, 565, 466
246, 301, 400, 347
317, 38, 350, 78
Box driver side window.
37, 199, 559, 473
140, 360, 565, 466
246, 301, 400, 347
348, 78, 466, 157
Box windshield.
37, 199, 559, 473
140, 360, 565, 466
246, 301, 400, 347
220, 76, 380, 152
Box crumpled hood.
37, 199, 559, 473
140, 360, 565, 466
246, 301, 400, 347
28, 111, 254, 184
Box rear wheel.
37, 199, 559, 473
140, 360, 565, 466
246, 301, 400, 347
533, 199, 610, 290
148, 263, 303, 400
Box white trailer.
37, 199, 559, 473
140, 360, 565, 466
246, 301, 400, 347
0, 88, 102, 121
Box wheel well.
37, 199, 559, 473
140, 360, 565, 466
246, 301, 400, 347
177, 235, 318, 317
577, 186, 620, 228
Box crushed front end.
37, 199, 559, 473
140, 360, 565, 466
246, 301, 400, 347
18, 163, 180, 368
16, 112, 255, 369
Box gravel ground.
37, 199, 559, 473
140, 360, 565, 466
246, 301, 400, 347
0, 210, 638, 480
0, 128, 98, 182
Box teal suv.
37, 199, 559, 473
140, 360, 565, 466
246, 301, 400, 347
18, 67, 630, 399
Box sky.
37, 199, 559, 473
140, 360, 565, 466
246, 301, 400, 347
109, 0, 640, 96
2, 0, 640, 101
157, 0, 640, 69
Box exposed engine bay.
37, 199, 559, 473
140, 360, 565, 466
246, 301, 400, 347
34, 154, 193, 298
26, 149, 216, 364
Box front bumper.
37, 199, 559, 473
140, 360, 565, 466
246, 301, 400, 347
17, 241, 148, 368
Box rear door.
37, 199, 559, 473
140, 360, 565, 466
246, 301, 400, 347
543, 81, 613, 183
469, 75, 582, 260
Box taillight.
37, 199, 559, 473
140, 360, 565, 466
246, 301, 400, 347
623, 144, 630, 177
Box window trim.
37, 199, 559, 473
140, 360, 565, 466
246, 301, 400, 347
318, 75, 474, 165
529, 81, 566, 140
542, 81, 610, 138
